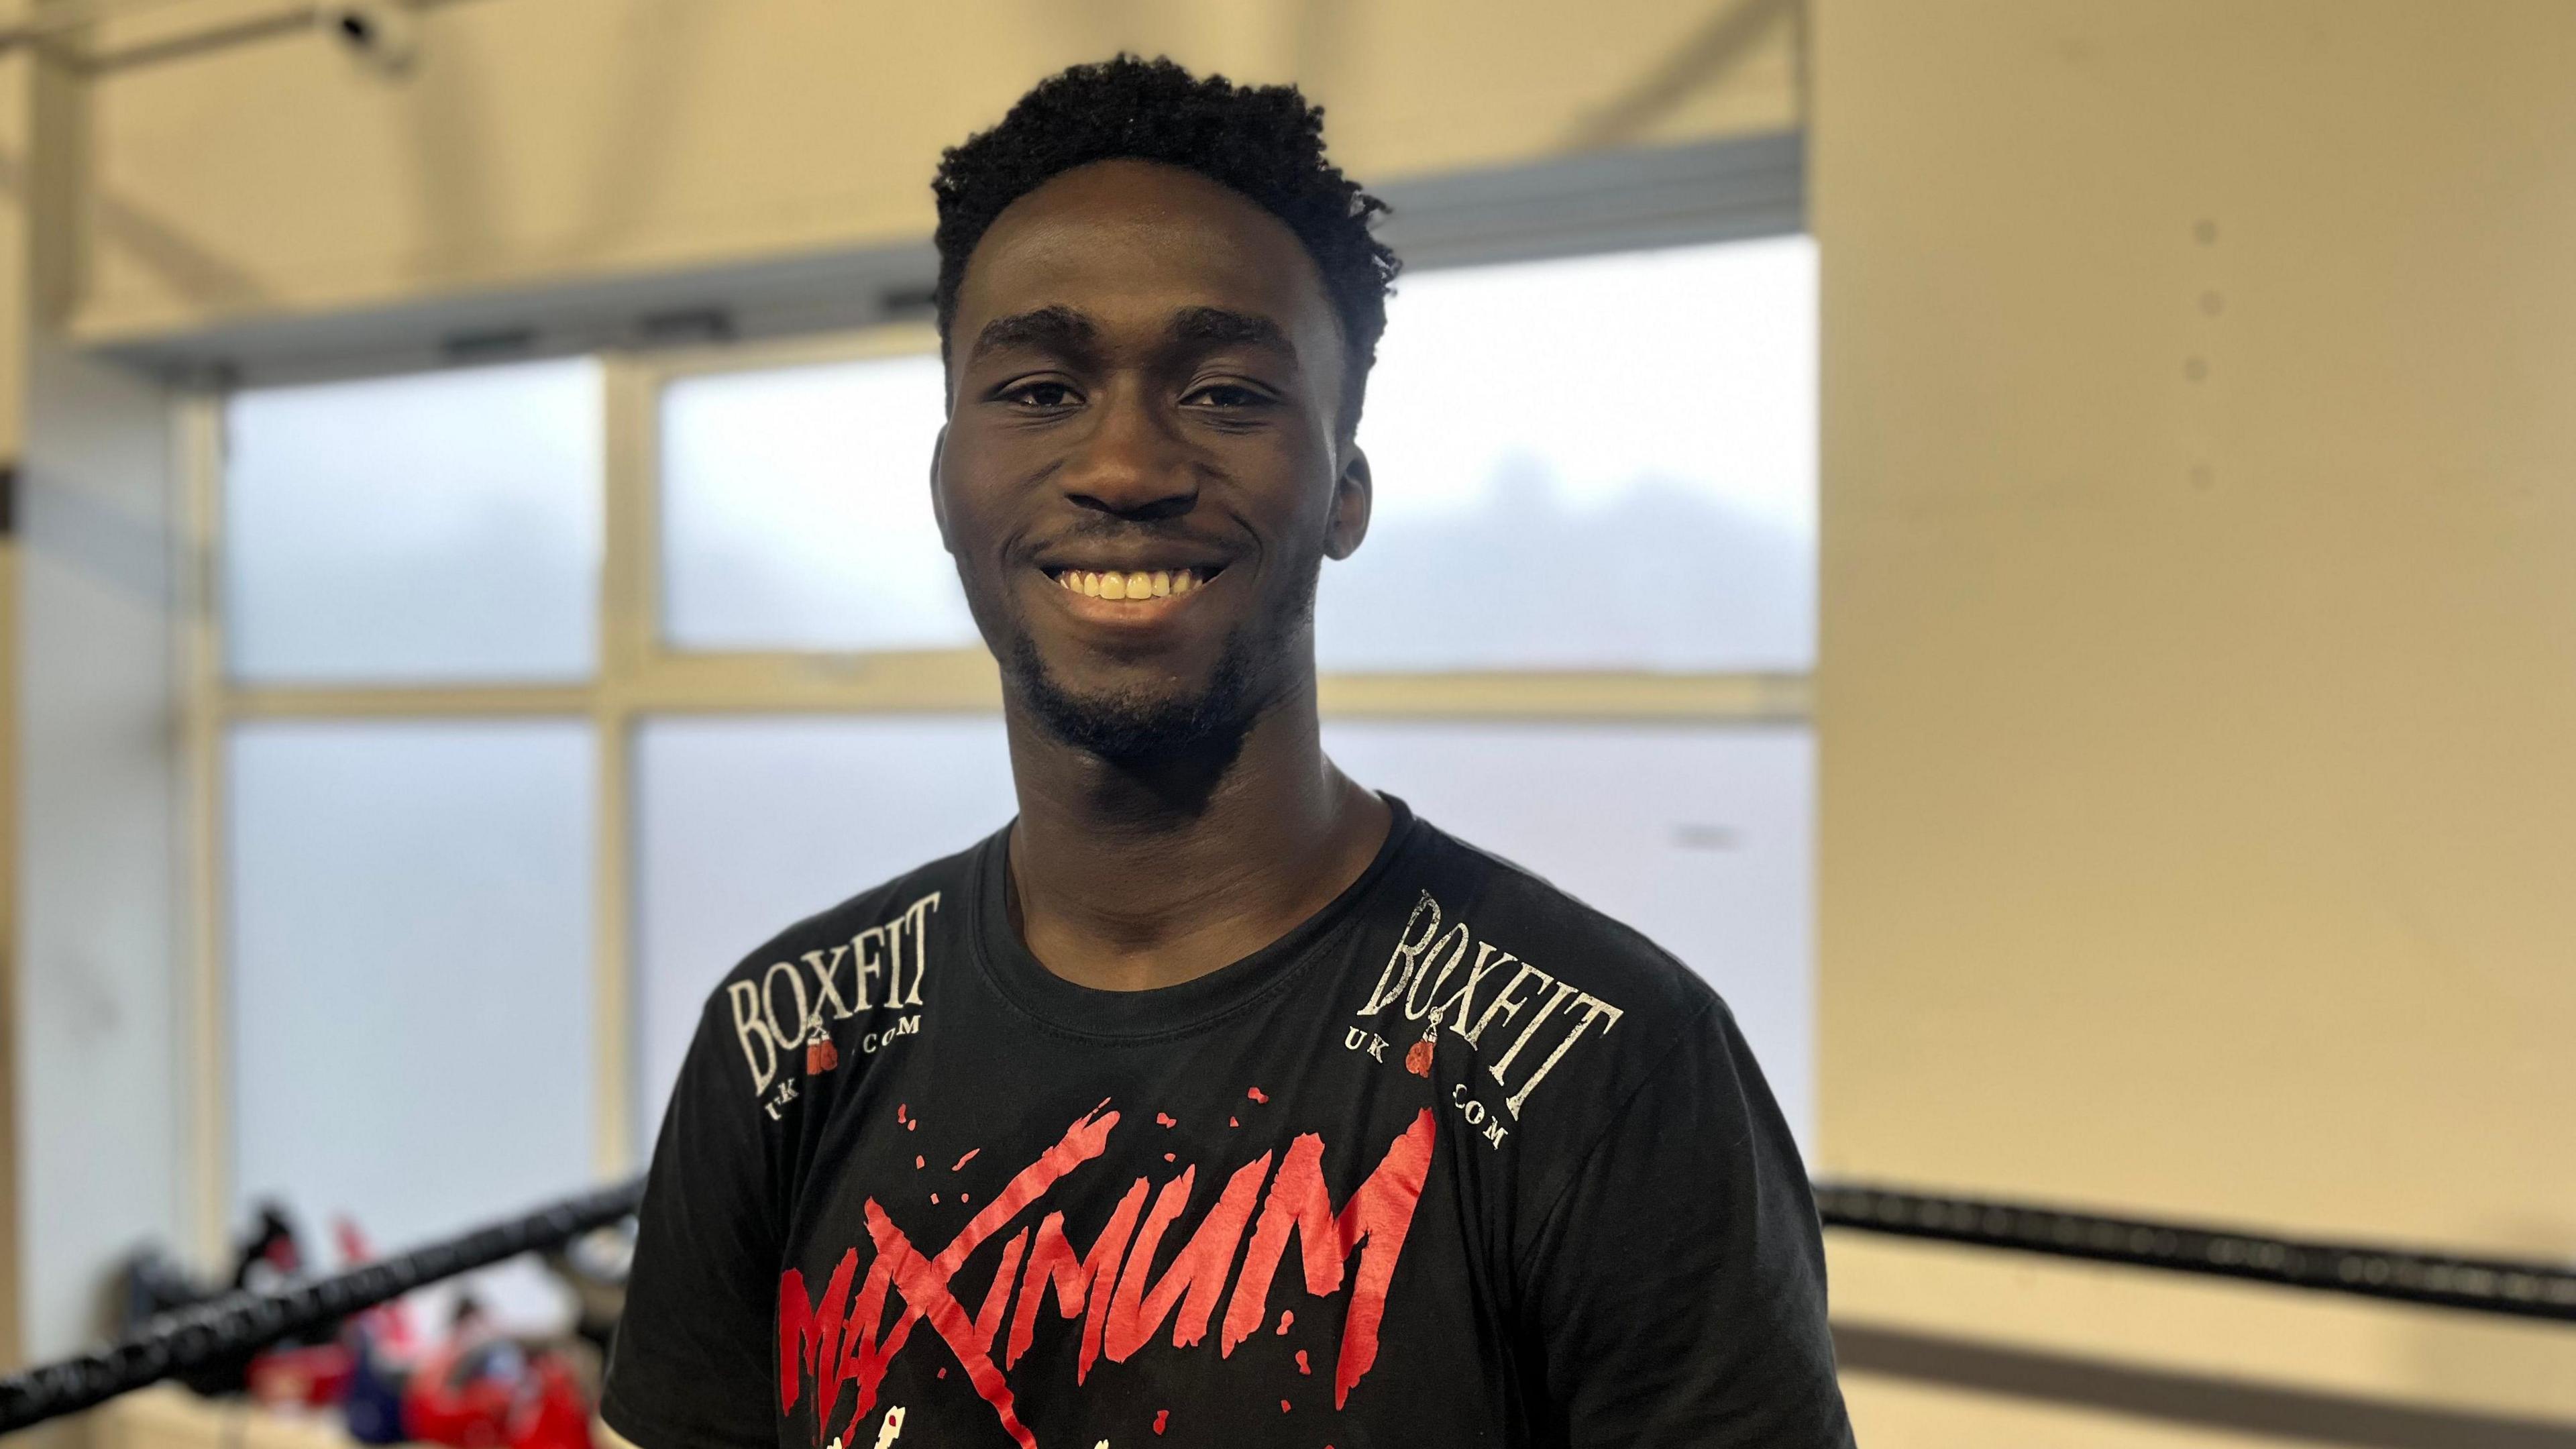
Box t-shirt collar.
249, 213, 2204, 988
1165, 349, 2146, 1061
969, 794, 1419, 1041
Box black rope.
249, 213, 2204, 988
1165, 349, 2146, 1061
1816, 1182, 2576, 1323
0, 1178, 643, 1436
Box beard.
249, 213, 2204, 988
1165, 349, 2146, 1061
1006, 627, 1262, 761
999, 549, 1320, 764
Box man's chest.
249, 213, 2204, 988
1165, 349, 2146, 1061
768, 1012, 1517, 1449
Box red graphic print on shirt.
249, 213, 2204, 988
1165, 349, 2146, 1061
777, 1102, 1436, 1449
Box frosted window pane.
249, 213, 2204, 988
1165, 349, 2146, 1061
225, 359, 602, 682
661, 355, 977, 652
632, 716, 1016, 1143
228, 720, 596, 1247
1321, 238, 1817, 672
1322, 721, 1815, 1154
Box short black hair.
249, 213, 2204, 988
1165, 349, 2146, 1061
932, 54, 1401, 431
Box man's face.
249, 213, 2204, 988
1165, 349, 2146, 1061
934, 159, 1369, 759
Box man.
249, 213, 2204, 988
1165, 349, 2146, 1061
604, 56, 1852, 1449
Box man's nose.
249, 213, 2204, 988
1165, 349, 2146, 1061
1061, 388, 1197, 521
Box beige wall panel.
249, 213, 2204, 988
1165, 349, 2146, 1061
1843, 1371, 2306, 1449
76, 0, 1797, 340
1813, 0, 2576, 1424
1830, 1236, 2576, 1424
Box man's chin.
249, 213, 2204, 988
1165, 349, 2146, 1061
1007, 637, 1256, 763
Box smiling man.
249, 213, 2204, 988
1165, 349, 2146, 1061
603, 56, 1851, 1449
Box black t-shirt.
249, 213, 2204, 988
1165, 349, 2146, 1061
603, 799, 1852, 1449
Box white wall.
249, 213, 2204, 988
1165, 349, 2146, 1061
76, 0, 1801, 343
15, 337, 183, 1359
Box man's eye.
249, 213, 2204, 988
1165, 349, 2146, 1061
1185, 383, 1266, 409
1006, 382, 1080, 409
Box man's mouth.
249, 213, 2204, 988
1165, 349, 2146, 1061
1042, 566, 1222, 601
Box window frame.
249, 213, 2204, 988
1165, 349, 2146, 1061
176, 222, 1815, 1254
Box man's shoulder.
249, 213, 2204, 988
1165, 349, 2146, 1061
1350, 811, 1739, 1150
698, 831, 994, 1006
1399, 813, 1725, 1033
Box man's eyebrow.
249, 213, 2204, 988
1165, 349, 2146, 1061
1167, 307, 1291, 353
969, 306, 1099, 362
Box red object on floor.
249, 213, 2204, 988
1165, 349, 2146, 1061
247, 1342, 353, 1409
401, 1341, 592, 1449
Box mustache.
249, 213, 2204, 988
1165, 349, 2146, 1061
1024, 515, 1231, 551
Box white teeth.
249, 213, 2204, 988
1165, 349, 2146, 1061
1050, 567, 1210, 598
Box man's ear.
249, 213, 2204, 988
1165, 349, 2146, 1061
928, 425, 954, 554
1324, 445, 1373, 561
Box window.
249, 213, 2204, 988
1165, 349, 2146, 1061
659, 353, 971, 653
197, 230, 1819, 1248
1322, 238, 1816, 673
227, 720, 596, 1246
225, 358, 602, 683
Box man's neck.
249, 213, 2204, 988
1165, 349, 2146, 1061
1002, 682, 1392, 993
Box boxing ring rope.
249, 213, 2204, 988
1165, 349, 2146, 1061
1812, 1183, 2576, 1324
1, 1176, 2569, 1435
0, 1179, 644, 1436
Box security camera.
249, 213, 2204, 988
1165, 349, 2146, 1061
319, 1, 419, 75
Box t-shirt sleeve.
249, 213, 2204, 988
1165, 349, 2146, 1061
1519, 998, 1854, 1448
602, 989, 782, 1449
